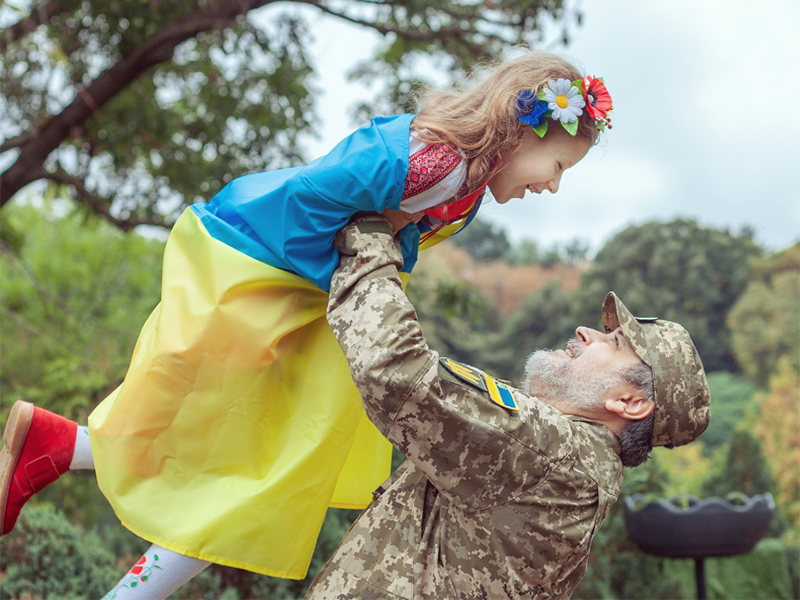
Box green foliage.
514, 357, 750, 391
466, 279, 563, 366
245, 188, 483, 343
701, 429, 776, 502
698, 428, 785, 543
1, 201, 165, 534
457, 219, 589, 267
560, 238, 590, 266
728, 243, 800, 387
0, 505, 121, 599
664, 538, 795, 600
702, 372, 759, 453
488, 281, 575, 382
652, 443, 716, 498
0, 202, 164, 423
752, 358, 800, 540
450, 217, 512, 262
407, 252, 501, 371
574, 459, 687, 600
571, 219, 762, 372
505, 239, 543, 265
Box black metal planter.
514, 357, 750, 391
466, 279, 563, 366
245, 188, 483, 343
623, 493, 775, 599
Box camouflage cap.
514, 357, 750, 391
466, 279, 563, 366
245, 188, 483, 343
602, 292, 710, 448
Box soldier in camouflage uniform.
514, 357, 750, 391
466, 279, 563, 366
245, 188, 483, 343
306, 217, 710, 600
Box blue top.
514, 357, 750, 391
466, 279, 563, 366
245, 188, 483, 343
191, 114, 421, 292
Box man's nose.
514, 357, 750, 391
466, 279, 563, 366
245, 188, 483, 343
575, 326, 605, 345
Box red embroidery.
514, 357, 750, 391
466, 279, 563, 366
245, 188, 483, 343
402, 144, 462, 201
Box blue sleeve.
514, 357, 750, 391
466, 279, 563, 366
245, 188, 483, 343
192, 114, 415, 291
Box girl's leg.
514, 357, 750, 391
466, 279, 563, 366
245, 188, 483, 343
69, 424, 94, 470
102, 544, 210, 600
67, 430, 211, 599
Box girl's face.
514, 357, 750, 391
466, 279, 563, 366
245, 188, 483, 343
488, 128, 591, 204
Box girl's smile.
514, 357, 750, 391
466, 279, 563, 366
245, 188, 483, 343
488, 128, 592, 204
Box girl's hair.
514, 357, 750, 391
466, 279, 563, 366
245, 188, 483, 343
411, 52, 600, 192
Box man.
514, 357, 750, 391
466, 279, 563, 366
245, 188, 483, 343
306, 216, 710, 599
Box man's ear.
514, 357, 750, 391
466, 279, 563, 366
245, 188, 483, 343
603, 388, 655, 421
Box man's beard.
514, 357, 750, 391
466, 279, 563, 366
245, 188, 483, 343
522, 339, 618, 411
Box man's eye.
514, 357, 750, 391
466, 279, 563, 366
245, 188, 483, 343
557, 162, 564, 170
613, 336, 620, 346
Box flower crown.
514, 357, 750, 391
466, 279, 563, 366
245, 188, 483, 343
516, 76, 613, 137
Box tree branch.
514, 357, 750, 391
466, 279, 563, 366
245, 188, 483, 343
295, 0, 484, 42
0, 130, 40, 153
0, 0, 78, 52
0, 0, 277, 207
0, 237, 74, 317
46, 168, 169, 231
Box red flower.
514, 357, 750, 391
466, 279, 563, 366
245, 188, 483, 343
130, 555, 147, 575
583, 77, 613, 120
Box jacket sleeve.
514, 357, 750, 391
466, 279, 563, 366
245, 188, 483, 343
327, 218, 559, 510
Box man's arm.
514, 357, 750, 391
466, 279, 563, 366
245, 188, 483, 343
327, 217, 436, 434
328, 217, 556, 508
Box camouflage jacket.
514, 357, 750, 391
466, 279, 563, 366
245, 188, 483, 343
306, 219, 624, 600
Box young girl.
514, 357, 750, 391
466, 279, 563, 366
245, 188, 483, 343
0, 51, 612, 598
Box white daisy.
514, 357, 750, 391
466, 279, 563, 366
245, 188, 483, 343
543, 79, 585, 123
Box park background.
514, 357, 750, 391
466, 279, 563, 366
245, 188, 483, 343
0, 0, 798, 598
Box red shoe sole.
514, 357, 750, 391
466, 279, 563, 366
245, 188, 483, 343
1, 400, 34, 536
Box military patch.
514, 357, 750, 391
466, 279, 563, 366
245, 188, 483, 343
439, 357, 487, 392
439, 357, 519, 411
484, 375, 519, 411
636, 316, 659, 322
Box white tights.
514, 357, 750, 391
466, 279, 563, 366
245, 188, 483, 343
71, 427, 211, 600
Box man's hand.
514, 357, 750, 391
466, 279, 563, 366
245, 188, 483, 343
382, 208, 422, 234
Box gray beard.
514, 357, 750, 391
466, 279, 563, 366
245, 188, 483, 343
522, 340, 617, 411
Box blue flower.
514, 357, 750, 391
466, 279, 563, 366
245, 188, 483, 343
516, 91, 550, 127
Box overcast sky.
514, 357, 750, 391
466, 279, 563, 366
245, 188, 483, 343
271, 0, 800, 254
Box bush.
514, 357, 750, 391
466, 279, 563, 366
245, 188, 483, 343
665, 538, 795, 600
0, 505, 121, 599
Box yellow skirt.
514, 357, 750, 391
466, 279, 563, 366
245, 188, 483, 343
88, 209, 395, 578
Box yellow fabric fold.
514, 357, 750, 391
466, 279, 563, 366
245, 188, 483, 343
89, 209, 393, 578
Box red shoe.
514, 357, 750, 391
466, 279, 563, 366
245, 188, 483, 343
1, 401, 77, 535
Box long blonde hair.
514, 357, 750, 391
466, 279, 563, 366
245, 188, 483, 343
411, 52, 600, 193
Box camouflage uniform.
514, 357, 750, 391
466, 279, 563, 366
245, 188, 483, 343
306, 219, 624, 599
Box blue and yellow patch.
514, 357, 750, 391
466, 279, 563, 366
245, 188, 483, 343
439, 357, 519, 411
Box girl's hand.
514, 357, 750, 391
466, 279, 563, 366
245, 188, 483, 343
383, 209, 423, 234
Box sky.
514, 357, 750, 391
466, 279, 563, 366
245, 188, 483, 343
263, 0, 800, 254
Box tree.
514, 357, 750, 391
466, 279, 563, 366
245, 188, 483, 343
1, 199, 167, 527
701, 429, 776, 500
0, 201, 164, 422
728, 243, 800, 387
570, 219, 762, 373
0, 0, 574, 230
505, 238, 542, 265
700, 372, 759, 454
0, 506, 121, 599
488, 281, 575, 382
450, 217, 512, 262
573, 459, 687, 600
753, 358, 800, 539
